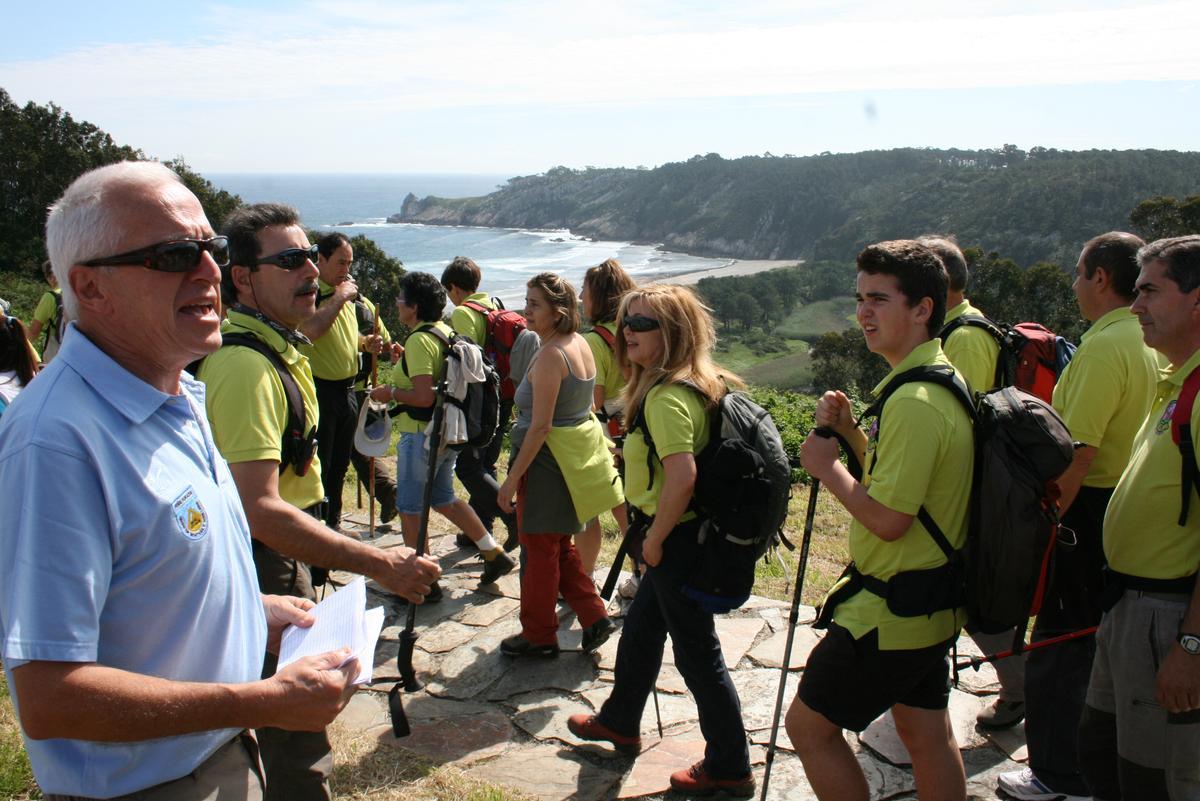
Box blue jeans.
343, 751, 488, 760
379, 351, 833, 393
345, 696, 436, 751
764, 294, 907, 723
598, 520, 751, 779
395, 431, 458, 514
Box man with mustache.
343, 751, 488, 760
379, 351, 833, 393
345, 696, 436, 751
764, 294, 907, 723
0, 163, 361, 799
198, 203, 440, 801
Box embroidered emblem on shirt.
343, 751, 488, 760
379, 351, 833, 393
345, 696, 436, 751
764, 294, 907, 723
1156, 400, 1177, 436
172, 486, 209, 541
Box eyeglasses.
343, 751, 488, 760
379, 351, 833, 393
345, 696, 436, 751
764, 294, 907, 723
256, 244, 319, 270
83, 237, 230, 273
622, 314, 661, 332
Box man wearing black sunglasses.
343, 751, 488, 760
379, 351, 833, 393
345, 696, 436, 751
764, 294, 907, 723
198, 203, 440, 801
0, 162, 366, 799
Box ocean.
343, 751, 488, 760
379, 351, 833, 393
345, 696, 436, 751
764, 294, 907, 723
207, 173, 733, 304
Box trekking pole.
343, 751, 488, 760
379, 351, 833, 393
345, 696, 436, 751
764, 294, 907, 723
761, 427, 832, 801
388, 382, 447, 738
955, 625, 1098, 672
368, 313, 379, 540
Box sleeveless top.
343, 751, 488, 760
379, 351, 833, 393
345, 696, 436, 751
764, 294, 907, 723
511, 347, 595, 448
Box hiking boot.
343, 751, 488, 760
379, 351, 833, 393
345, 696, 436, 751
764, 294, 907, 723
480, 550, 517, 585
581, 617, 616, 654
330, 524, 362, 541
500, 634, 559, 658
455, 532, 474, 549
997, 768, 1091, 801
380, 504, 396, 525
566, 713, 641, 754
618, 574, 641, 599
669, 760, 755, 797
977, 698, 1025, 730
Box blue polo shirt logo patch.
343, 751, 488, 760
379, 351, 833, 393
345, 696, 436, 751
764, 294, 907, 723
172, 486, 209, 541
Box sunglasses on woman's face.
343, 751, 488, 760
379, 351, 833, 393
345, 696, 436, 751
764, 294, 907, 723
256, 244, 319, 270
82, 236, 230, 273
622, 314, 661, 332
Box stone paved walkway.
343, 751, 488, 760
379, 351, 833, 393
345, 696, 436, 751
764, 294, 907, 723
331, 514, 1026, 800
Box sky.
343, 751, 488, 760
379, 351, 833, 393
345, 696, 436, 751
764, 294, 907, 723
3, 0, 1199, 176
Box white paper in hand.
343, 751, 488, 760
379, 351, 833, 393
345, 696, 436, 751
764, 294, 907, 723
276, 576, 385, 684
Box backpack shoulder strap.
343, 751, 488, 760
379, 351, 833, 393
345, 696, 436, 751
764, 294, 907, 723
462, 300, 491, 315
400, 323, 451, 376
219, 333, 307, 474
591, 324, 617, 352
858, 363, 974, 560
939, 314, 1005, 347
1172, 364, 1200, 526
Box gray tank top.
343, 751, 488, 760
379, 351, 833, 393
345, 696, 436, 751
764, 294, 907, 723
511, 347, 596, 448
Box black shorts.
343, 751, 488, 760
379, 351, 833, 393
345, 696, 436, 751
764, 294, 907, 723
798, 624, 954, 732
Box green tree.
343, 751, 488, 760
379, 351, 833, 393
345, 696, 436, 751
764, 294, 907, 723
733, 292, 760, 330
347, 234, 406, 336
1130, 195, 1200, 240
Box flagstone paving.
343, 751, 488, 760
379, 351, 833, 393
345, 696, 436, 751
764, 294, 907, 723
334, 515, 1026, 799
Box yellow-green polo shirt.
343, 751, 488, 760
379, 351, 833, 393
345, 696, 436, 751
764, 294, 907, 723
1104, 348, 1200, 580
198, 311, 324, 510
830, 340, 973, 650
942, 300, 1001, 394
1051, 307, 1159, 488
388, 321, 453, 434
585, 322, 624, 402
624, 384, 710, 518
450, 292, 493, 346
354, 296, 392, 393
300, 281, 359, 381
32, 289, 60, 328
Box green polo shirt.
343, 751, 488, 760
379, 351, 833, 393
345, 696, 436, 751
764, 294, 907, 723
32, 289, 60, 328
198, 310, 324, 510
829, 340, 973, 650
450, 292, 493, 346
1104, 348, 1200, 580
942, 300, 1001, 394
584, 321, 624, 403
624, 384, 710, 518
388, 321, 453, 434
1051, 307, 1159, 488
300, 281, 360, 381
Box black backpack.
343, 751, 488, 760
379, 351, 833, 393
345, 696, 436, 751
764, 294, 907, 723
390, 324, 500, 451
630, 382, 794, 612
818, 365, 1074, 634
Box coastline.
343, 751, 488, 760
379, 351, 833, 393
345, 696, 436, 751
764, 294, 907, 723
656, 258, 801, 286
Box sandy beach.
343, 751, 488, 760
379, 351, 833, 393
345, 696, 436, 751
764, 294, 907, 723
658, 258, 800, 285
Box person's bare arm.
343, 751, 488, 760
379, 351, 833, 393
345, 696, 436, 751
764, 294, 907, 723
801, 431, 914, 541
592, 384, 607, 413
298, 280, 356, 341
640, 452, 697, 566
26, 319, 44, 342
12, 651, 357, 742
1156, 581, 1200, 713
497, 352, 561, 511
1054, 445, 1096, 514
228, 460, 439, 602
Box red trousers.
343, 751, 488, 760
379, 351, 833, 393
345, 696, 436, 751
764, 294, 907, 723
517, 486, 607, 646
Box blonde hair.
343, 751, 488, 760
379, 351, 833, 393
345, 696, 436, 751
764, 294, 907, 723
527, 272, 580, 335
616, 283, 742, 422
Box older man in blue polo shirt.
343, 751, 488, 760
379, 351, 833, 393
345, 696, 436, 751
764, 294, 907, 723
0, 162, 433, 800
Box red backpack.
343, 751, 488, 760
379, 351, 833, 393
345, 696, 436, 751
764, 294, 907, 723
940, 315, 1077, 403
463, 299, 528, 400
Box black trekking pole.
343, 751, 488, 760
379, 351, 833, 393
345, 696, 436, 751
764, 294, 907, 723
955, 625, 1098, 672
389, 383, 447, 738
761, 428, 833, 801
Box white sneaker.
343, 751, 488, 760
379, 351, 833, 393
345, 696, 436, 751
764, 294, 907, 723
997, 768, 1092, 801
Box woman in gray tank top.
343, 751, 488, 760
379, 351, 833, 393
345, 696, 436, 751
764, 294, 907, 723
497, 273, 617, 658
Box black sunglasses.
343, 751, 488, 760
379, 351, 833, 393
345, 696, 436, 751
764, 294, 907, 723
256, 244, 319, 271
83, 236, 230, 273
622, 314, 661, 332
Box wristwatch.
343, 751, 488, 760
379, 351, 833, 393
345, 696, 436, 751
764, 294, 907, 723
1179, 633, 1200, 655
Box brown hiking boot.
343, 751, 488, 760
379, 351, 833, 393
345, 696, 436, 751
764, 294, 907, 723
976, 698, 1025, 730
566, 713, 641, 755
669, 761, 755, 798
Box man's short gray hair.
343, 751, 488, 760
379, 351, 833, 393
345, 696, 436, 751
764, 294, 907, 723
45, 161, 184, 318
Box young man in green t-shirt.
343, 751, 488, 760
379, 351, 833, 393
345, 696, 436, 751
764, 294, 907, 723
790, 240, 972, 801
28, 260, 64, 364
440, 256, 518, 550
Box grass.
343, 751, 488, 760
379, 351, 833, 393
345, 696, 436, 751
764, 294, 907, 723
774, 297, 857, 341
0, 673, 38, 800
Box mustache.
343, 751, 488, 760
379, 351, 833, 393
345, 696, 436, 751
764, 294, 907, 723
295, 281, 319, 297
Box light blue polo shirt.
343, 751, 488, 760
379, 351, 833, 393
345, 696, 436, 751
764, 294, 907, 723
0, 324, 267, 797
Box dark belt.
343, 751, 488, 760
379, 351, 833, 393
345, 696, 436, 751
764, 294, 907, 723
314, 375, 356, 390
1101, 567, 1198, 611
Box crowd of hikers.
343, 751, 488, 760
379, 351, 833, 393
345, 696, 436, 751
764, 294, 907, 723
0, 160, 1198, 801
